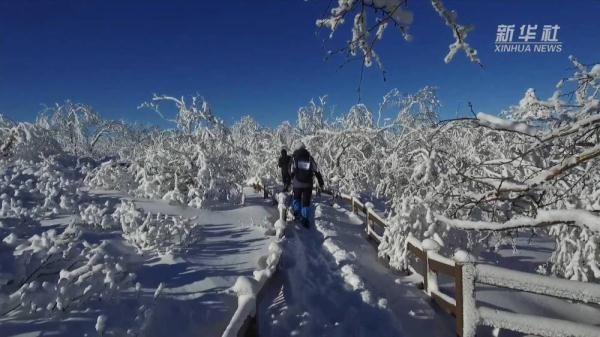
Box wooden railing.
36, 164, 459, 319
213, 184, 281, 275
465, 263, 600, 337
333, 192, 387, 244
323, 190, 600, 337
222, 183, 285, 337
402, 234, 466, 336
250, 183, 279, 206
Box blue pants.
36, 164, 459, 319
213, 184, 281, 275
292, 187, 312, 220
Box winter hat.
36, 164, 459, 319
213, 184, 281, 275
293, 141, 306, 151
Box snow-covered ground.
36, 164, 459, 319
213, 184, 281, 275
258, 195, 454, 337
0, 187, 277, 337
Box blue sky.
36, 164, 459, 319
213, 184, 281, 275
1, 0, 599, 127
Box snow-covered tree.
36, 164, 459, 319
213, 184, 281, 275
378, 57, 600, 281
37, 101, 126, 157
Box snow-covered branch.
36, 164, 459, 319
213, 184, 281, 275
435, 209, 600, 234
316, 0, 480, 67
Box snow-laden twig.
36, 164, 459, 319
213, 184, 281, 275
431, 0, 481, 66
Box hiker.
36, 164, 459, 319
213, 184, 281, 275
290, 142, 324, 228
278, 148, 292, 192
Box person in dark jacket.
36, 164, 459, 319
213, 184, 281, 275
278, 149, 292, 192
290, 142, 324, 228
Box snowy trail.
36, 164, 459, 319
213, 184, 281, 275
258, 197, 454, 337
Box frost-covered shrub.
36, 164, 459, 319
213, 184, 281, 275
82, 94, 249, 208
114, 201, 198, 256
0, 120, 62, 162
1, 226, 82, 292
231, 116, 279, 188
0, 226, 133, 318
77, 203, 117, 230
1, 100, 133, 163
376, 143, 456, 269
0, 157, 83, 219
129, 133, 245, 207
84, 160, 136, 192
123, 212, 196, 256
36, 101, 127, 158
112, 200, 143, 231
540, 226, 600, 282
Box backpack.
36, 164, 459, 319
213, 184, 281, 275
293, 149, 313, 184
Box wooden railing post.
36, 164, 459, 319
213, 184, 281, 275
454, 263, 464, 337
454, 250, 476, 337
351, 198, 356, 214
365, 204, 374, 237
422, 239, 441, 296
271, 188, 277, 206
